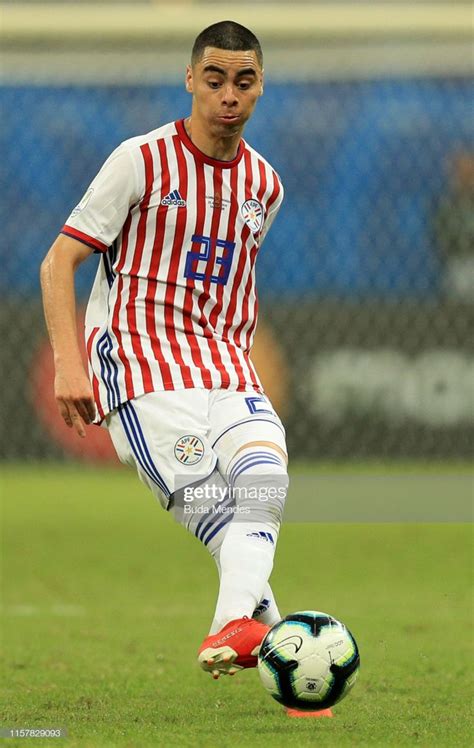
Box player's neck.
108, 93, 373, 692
184, 117, 242, 162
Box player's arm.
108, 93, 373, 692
40, 143, 141, 436
40, 234, 96, 437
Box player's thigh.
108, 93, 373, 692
105, 390, 217, 508
209, 390, 288, 475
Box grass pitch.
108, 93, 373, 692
1, 464, 473, 747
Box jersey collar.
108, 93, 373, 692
175, 119, 245, 169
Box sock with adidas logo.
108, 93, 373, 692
210, 447, 288, 631
169, 465, 283, 634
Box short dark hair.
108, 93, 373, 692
191, 21, 263, 68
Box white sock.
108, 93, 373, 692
252, 585, 281, 626
211, 521, 277, 631
209, 548, 281, 633
169, 456, 287, 634
210, 447, 288, 631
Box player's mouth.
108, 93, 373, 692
217, 114, 241, 124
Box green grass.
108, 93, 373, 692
1, 464, 473, 747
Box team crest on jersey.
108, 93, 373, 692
71, 187, 94, 216
241, 199, 264, 233
174, 435, 204, 465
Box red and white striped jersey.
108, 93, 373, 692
62, 119, 284, 421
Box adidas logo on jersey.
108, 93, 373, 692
161, 189, 186, 207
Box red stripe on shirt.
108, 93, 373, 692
243, 161, 271, 353
228, 151, 265, 389
217, 164, 247, 389
174, 141, 213, 388
127, 275, 154, 391
197, 166, 232, 388
195, 167, 222, 325
61, 225, 108, 253
231, 160, 272, 390
114, 209, 133, 274
111, 208, 134, 399
244, 170, 281, 355
221, 150, 253, 350
189, 158, 230, 387
208, 169, 234, 331
124, 144, 155, 392
162, 135, 194, 387
142, 138, 174, 389
265, 169, 282, 213
233, 152, 260, 350
242, 162, 272, 389
111, 275, 134, 400
195, 169, 221, 357
86, 326, 105, 421
130, 143, 155, 275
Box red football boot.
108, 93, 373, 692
198, 617, 269, 679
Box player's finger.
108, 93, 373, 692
57, 400, 73, 428
74, 398, 93, 425
68, 405, 86, 438
84, 397, 96, 424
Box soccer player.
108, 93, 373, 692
40, 21, 288, 679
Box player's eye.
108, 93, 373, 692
207, 80, 221, 89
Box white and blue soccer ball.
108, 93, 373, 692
258, 611, 360, 710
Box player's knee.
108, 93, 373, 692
227, 443, 289, 486
226, 444, 289, 526
234, 440, 288, 464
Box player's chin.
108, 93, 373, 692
215, 118, 245, 137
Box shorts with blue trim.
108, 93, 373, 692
105, 389, 287, 510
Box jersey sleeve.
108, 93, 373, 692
260, 178, 284, 246
61, 145, 141, 253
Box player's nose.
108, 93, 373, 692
221, 84, 239, 105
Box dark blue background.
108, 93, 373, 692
1, 79, 472, 299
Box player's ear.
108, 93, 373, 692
259, 69, 264, 97
185, 65, 193, 94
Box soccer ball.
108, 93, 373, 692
258, 611, 360, 711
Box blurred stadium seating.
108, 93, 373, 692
1, 2, 472, 460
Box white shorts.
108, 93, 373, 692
105, 389, 287, 509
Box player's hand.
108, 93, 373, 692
54, 369, 96, 438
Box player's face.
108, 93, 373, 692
186, 48, 264, 137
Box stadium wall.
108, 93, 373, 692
1, 4, 472, 461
